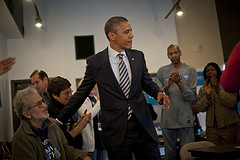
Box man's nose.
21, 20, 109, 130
43, 102, 47, 108
129, 32, 134, 38
172, 53, 177, 57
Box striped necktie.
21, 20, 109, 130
118, 54, 130, 97
118, 54, 132, 119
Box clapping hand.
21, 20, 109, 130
169, 70, 181, 83
210, 77, 219, 89
203, 80, 211, 95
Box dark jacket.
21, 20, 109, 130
48, 99, 83, 149
57, 48, 161, 151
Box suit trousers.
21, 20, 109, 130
107, 114, 161, 160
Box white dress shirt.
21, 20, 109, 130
108, 46, 132, 84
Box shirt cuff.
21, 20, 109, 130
56, 118, 63, 125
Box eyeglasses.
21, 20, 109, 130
61, 89, 73, 96
28, 100, 44, 110
167, 51, 180, 56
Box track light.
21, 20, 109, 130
176, 4, 183, 16
35, 16, 43, 28
32, 0, 43, 29
165, 0, 183, 19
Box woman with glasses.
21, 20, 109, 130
47, 76, 91, 149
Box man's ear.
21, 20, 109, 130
43, 76, 48, 82
22, 110, 31, 119
108, 32, 115, 41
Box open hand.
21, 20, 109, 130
203, 80, 211, 95
157, 92, 170, 109
0, 57, 16, 75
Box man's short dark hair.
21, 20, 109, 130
30, 70, 49, 81
167, 44, 181, 54
104, 16, 128, 40
47, 76, 71, 100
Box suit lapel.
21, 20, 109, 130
100, 48, 125, 96
126, 50, 138, 97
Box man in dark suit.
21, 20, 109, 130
56, 16, 169, 160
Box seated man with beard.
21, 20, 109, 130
11, 86, 91, 160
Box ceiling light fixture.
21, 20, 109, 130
32, 0, 43, 29
35, 16, 42, 28
165, 0, 183, 19
176, 4, 183, 16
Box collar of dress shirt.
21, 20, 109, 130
108, 46, 127, 62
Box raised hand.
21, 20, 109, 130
164, 72, 175, 91
203, 80, 211, 95
0, 57, 16, 75
210, 77, 219, 89
169, 70, 181, 83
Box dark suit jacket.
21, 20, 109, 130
57, 47, 161, 151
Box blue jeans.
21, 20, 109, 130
162, 127, 194, 160
92, 149, 108, 160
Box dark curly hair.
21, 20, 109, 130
47, 76, 71, 100
203, 62, 222, 81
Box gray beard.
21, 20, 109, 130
32, 113, 49, 122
